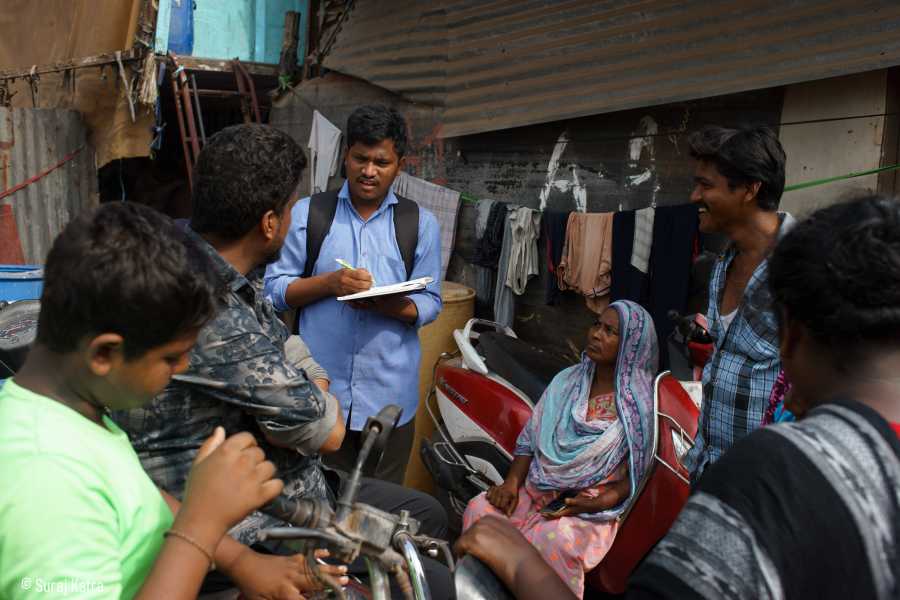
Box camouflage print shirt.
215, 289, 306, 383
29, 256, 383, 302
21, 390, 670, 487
114, 229, 337, 546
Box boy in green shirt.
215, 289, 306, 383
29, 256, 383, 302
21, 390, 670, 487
0, 203, 339, 599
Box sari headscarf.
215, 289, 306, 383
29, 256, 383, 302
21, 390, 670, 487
514, 300, 658, 520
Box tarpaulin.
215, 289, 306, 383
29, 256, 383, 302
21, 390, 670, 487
0, 0, 152, 166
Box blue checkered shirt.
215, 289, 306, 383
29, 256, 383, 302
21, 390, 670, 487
684, 213, 795, 480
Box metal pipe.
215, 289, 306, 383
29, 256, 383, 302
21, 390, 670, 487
169, 62, 193, 189
233, 59, 261, 123
176, 68, 201, 162
190, 74, 206, 143
365, 557, 391, 600
399, 536, 431, 600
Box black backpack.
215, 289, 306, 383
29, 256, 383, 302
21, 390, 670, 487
302, 188, 419, 280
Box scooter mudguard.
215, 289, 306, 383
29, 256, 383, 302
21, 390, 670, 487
434, 364, 532, 456
586, 374, 699, 594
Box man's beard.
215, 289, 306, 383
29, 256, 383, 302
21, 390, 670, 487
263, 245, 283, 266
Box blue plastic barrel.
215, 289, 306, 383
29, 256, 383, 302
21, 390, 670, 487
167, 0, 195, 55
0, 265, 43, 302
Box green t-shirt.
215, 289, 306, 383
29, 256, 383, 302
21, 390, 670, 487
0, 380, 174, 599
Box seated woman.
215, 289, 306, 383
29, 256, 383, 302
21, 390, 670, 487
462, 299, 658, 598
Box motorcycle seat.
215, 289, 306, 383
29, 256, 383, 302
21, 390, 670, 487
0, 300, 39, 378
477, 331, 574, 403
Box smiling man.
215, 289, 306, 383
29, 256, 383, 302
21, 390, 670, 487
265, 104, 442, 483
682, 126, 794, 482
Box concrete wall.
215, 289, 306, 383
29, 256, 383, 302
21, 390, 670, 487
779, 70, 888, 216
157, 0, 309, 64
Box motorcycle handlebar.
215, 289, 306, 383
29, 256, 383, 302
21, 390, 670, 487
261, 496, 333, 529
668, 310, 714, 344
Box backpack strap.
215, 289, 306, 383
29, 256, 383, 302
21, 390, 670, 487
304, 189, 419, 280
392, 194, 419, 280
303, 189, 340, 279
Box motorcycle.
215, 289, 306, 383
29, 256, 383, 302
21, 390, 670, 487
420, 314, 713, 595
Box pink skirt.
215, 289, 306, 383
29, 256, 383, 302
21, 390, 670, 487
462, 481, 619, 599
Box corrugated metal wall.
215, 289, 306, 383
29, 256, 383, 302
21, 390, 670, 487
0, 109, 98, 264
322, 0, 900, 137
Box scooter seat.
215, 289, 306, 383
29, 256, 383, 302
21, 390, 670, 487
478, 331, 573, 403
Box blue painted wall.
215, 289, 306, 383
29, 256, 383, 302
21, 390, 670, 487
156, 0, 309, 65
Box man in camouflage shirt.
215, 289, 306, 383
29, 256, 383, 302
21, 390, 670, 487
115, 124, 344, 548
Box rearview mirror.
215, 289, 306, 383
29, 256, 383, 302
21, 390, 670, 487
360, 404, 402, 476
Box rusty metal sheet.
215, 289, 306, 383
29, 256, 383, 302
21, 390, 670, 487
0, 108, 98, 264
322, 0, 900, 137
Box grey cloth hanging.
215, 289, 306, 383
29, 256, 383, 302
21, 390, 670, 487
494, 208, 518, 328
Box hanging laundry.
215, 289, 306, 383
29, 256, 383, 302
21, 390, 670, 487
646, 204, 699, 369
473, 199, 497, 315
393, 172, 461, 280
475, 198, 494, 236
631, 206, 655, 273
611, 210, 648, 303
557, 212, 614, 314
472, 202, 507, 269
308, 110, 342, 195
493, 206, 519, 328
505, 207, 542, 295
543, 209, 572, 305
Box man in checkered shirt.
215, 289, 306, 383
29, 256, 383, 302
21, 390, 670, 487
682, 126, 795, 482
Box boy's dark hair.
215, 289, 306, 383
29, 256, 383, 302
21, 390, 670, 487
191, 124, 307, 240
689, 125, 786, 211
346, 104, 408, 158
769, 195, 900, 366
38, 202, 219, 359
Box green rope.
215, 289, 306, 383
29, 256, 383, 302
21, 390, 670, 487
459, 191, 479, 206
784, 163, 900, 192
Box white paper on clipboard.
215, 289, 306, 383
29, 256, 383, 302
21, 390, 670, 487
337, 277, 434, 302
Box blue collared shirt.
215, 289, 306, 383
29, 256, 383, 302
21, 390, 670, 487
684, 212, 796, 481
265, 181, 442, 430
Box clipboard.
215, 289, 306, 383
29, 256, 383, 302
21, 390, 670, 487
337, 277, 434, 302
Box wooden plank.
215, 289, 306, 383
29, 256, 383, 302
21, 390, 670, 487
168, 55, 280, 76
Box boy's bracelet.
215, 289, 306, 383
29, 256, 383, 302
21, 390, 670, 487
164, 529, 216, 571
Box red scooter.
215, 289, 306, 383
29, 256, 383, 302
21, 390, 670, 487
421, 314, 712, 595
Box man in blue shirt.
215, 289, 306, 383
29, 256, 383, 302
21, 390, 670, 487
265, 104, 442, 483
681, 126, 794, 482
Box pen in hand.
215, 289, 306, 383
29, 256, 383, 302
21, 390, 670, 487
336, 258, 375, 286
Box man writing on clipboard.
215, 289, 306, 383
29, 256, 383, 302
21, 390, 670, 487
265, 104, 443, 483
